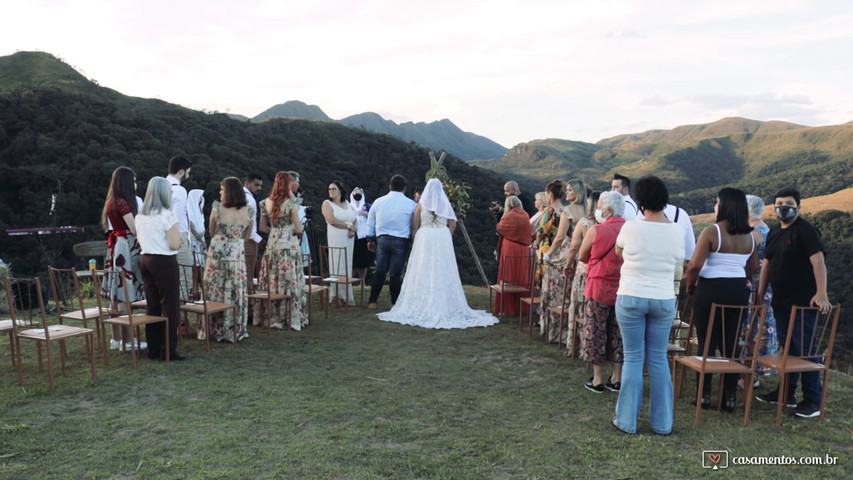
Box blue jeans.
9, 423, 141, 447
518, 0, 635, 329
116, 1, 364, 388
774, 304, 822, 404
369, 236, 408, 304
615, 295, 676, 434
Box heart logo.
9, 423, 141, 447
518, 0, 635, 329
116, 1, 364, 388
708, 454, 721, 464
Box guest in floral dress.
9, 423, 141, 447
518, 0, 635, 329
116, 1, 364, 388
745, 194, 777, 380
540, 178, 587, 344
565, 191, 600, 356
203, 177, 252, 342
534, 180, 563, 285
254, 172, 307, 330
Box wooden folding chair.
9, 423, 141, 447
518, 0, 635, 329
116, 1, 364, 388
249, 254, 292, 333
5, 277, 96, 391
667, 294, 694, 382
319, 245, 364, 309
48, 266, 109, 365
546, 267, 573, 348
755, 304, 841, 425
303, 253, 328, 322
675, 303, 765, 426
181, 260, 239, 351
100, 270, 170, 369
519, 246, 540, 335
489, 251, 533, 322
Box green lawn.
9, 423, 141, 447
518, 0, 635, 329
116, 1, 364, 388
1, 286, 850, 479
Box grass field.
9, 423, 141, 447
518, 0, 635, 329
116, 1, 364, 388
1, 286, 851, 479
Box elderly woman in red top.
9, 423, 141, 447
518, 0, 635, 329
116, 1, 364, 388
579, 190, 626, 393
494, 196, 531, 316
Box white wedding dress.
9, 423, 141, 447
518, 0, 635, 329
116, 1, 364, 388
377, 209, 498, 329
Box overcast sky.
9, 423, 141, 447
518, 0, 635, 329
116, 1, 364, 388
4, 0, 852, 147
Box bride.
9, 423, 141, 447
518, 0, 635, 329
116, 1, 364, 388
377, 178, 498, 329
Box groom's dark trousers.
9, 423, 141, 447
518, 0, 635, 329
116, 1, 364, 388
369, 235, 408, 305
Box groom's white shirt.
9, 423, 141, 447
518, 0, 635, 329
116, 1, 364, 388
367, 191, 416, 239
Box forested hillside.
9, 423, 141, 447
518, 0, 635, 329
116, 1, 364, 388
0, 52, 506, 286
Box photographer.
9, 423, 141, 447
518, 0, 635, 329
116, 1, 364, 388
490, 181, 536, 221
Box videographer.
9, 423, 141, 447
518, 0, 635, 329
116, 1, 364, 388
490, 180, 536, 221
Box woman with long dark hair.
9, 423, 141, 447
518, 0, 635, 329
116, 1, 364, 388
254, 172, 306, 330
685, 187, 759, 412
101, 166, 146, 352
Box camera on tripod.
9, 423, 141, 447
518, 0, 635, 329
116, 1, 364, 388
303, 206, 313, 220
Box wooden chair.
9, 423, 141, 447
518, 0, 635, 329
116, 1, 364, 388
754, 304, 841, 425
545, 266, 573, 348
180, 259, 239, 351
489, 251, 533, 322
667, 294, 694, 382
4, 277, 96, 391
100, 270, 170, 369
248, 254, 292, 333
0, 317, 19, 368
675, 303, 765, 426
303, 253, 328, 322
519, 246, 540, 335
47, 266, 109, 365
319, 245, 364, 309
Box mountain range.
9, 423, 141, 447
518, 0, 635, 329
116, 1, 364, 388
240, 100, 508, 162
472, 117, 853, 214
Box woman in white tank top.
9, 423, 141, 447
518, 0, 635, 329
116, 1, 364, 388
684, 188, 759, 413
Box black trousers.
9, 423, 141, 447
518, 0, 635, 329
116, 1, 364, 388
140, 254, 180, 357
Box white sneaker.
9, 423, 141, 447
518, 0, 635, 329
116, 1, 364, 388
125, 340, 148, 351
109, 339, 122, 350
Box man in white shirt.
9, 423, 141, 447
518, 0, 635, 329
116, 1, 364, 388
167, 155, 193, 296
243, 173, 263, 291
612, 173, 638, 221
366, 174, 416, 309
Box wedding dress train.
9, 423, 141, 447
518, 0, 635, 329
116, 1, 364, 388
377, 209, 498, 329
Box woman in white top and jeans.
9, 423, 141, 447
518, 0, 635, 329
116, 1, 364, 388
136, 177, 185, 361
685, 187, 758, 412
613, 176, 684, 435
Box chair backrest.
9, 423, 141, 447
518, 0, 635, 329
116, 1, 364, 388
4, 277, 49, 339
255, 249, 295, 293
99, 269, 135, 315
525, 246, 538, 296
319, 245, 351, 280
498, 251, 533, 290
699, 303, 767, 363
197, 256, 246, 306
778, 305, 841, 368
177, 260, 198, 304
48, 266, 85, 313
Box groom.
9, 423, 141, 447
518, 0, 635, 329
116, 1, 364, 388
366, 174, 417, 309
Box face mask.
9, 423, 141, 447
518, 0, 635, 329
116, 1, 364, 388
595, 209, 606, 223
353, 194, 362, 201
297, 197, 303, 205
775, 205, 797, 222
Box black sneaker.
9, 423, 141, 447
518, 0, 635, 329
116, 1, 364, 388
794, 400, 821, 418
605, 377, 621, 392
756, 390, 797, 408
584, 377, 606, 393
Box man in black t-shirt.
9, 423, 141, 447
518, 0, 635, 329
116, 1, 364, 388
755, 187, 831, 419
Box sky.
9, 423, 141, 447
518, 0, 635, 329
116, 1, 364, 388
3, 0, 853, 148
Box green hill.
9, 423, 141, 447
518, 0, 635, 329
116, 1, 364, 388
0, 52, 506, 286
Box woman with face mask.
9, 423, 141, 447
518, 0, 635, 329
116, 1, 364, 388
578, 191, 627, 396
684, 187, 759, 413
349, 187, 374, 285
